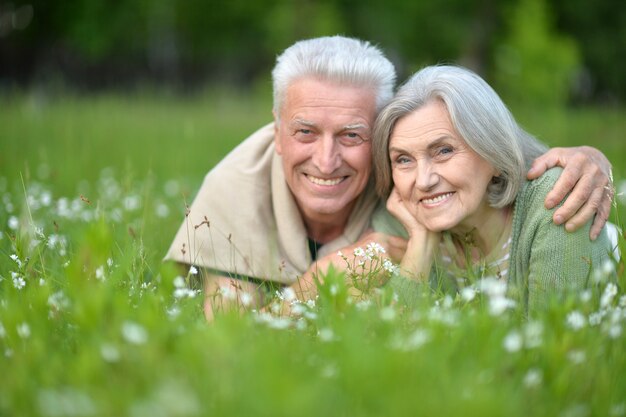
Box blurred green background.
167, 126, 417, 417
1, 0, 625, 104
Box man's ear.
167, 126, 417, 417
273, 110, 282, 155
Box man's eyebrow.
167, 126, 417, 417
343, 123, 369, 130
291, 118, 316, 127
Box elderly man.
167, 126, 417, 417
165, 36, 613, 319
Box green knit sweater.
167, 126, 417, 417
373, 168, 615, 311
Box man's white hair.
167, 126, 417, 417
271, 35, 396, 118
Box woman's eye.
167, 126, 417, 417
395, 155, 411, 164
437, 146, 453, 156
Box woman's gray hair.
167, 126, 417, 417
373, 65, 548, 208
272, 36, 396, 118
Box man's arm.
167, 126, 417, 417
527, 146, 613, 240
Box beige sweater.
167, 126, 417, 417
164, 123, 379, 284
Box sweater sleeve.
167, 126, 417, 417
517, 169, 612, 310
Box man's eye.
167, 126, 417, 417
299, 129, 312, 135
339, 132, 365, 146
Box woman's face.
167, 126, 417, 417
389, 100, 498, 234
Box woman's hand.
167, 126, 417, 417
386, 187, 440, 281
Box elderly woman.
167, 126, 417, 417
372, 65, 615, 311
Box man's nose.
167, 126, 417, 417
311, 135, 342, 174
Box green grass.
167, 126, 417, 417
1, 91, 625, 416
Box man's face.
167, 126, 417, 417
274, 77, 377, 227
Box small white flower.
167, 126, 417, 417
121, 321, 148, 345
380, 306, 396, 321
100, 343, 121, 362
524, 321, 544, 349
567, 350, 586, 365
353, 247, 365, 257
281, 287, 296, 303
10, 254, 22, 268
107, 258, 113, 267
489, 296, 516, 316
240, 292, 253, 307
8, 216, 19, 230
219, 285, 236, 301
461, 287, 476, 302
566, 311, 587, 331
12, 275, 26, 290
95, 266, 106, 281
318, 327, 335, 342
579, 289, 592, 303
17, 322, 31, 339
589, 311, 603, 326
503, 330, 523, 353
189, 266, 198, 275
601, 283, 618, 309
523, 368, 543, 388
329, 284, 338, 296
173, 276, 186, 288
607, 324, 622, 339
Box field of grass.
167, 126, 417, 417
1, 91, 625, 416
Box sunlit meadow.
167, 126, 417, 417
1, 91, 625, 416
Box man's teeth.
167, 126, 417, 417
308, 175, 343, 186
422, 192, 453, 204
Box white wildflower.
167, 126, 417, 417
589, 311, 603, 326
155, 203, 170, 218
12, 274, 26, 290
37, 388, 97, 417
100, 343, 121, 363
318, 327, 335, 342
567, 350, 586, 365
523, 368, 543, 388
476, 277, 507, 297
240, 292, 253, 307
17, 322, 31, 339
166, 305, 181, 318
366, 241, 386, 255
461, 287, 476, 302
188, 266, 198, 275
607, 325, 622, 339
602, 259, 615, 275
281, 287, 296, 303
173, 276, 186, 288
579, 289, 592, 303
524, 321, 544, 349
488, 296, 516, 316
10, 254, 22, 268
48, 291, 70, 311
107, 258, 113, 267
8, 215, 19, 230
123, 195, 141, 211
610, 402, 626, 417
122, 321, 148, 345
39, 278, 45, 286
353, 247, 365, 257
404, 329, 431, 350
379, 306, 396, 321
566, 311, 587, 331
355, 300, 372, 311
219, 285, 236, 301
329, 284, 338, 296
95, 266, 106, 281
267, 316, 291, 330
503, 330, 523, 353
601, 283, 618, 309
